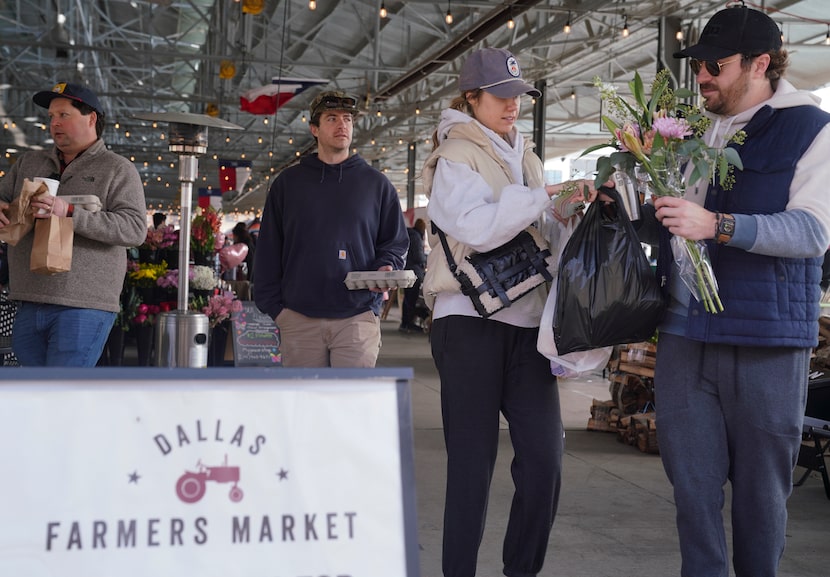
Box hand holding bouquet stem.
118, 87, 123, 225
582, 69, 742, 314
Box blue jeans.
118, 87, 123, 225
654, 333, 809, 577
12, 302, 116, 367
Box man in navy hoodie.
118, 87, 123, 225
254, 90, 409, 367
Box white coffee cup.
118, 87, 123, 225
33, 177, 59, 215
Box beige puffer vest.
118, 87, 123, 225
421, 122, 545, 306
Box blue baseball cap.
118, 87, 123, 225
33, 82, 104, 115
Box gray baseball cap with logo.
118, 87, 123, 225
459, 48, 541, 98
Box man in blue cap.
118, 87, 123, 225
0, 82, 146, 366
645, 6, 830, 576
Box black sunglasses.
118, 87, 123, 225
689, 55, 743, 77
312, 96, 358, 117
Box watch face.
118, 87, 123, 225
721, 218, 735, 235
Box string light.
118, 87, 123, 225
308, 0, 316, 10
564, 12, 571, 34
622, 15, 629, 38
379, 2, 387, 19
445, 0, 453, 25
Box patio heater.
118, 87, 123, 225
133, 111, 244, 367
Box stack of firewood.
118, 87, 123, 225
811, 316, 830, 373
617, 412, 659, 454
588, 341, 659, 454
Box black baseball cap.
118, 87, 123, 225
674, 6, 782, 60
459, 48, 541, 98
33, 82, 104, 115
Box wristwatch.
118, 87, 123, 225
716, 213, 735, 244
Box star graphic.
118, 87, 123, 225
128, 471, 141, 484
277, 468, 289, 481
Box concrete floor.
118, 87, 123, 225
376, 307, 830, 577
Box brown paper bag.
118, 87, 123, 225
0, 178, 46, 246
30, 215, 74, 275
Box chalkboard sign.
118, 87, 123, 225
231, 301, 282, 366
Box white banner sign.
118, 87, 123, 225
0, 371, 418, 577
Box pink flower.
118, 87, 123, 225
652, 116, 692, 140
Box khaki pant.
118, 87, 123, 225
275, 308, 381, 368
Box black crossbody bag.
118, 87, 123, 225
433, 223, 553, 318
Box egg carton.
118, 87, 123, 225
62, 195, 103, 213
344, 270, 416, 290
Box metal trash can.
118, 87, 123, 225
155, 310, 209, 368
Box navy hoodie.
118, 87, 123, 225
254, 152, 409, 319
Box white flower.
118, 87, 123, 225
190, 265, 217, 290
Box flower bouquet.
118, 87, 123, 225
194, 291, 243, 329
191, 206, 224, 259
583, 69, 744, 313
142, 224, 178, 251
127, 260, 169, 289
156, 265, 217, 291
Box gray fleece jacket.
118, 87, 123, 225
0, 139, 146, 312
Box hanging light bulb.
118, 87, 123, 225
564, 12, 571, 34
825, 25, 830, 45
379, 2, 387, 19
308, 0, 316, 10
676, 29, 683, 41
779, 22, 784, 44
622, 16, 629, 38
507, 12, 515, 30
415, 106, 421, 115
570, 88, 576, 100
445, 0, 453, 25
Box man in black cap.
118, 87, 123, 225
0, 82, 146, 366
254, 90, 409, 367
644, 6, 830, 576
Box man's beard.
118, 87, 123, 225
702, 70, 750, 116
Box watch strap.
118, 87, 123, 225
716, 213, 735, 244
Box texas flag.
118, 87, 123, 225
219, 159, 252, 196
198, 187, 222, 210
239, 77, 328, 115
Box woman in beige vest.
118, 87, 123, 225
422, 47, 599, 577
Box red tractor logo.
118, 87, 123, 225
176, 455, 244, 504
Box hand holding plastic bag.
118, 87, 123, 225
537, 214, 613, 378
554, 187, 665, 355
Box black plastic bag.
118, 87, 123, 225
554, 187, 665, 354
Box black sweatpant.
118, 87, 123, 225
431, 315, 564, 577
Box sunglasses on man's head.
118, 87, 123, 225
312, 96, 358, 117
689, 55, 743, 77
